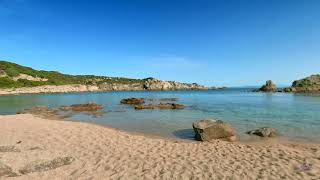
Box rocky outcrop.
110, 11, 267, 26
134, 103, 185, 110
120, 98, 145, 105
246, 127, 277, 137
12, 74, 48, 82
284, 75, 320, 93
257, 80, 277, 92
0, 78, 209, 95
192, 119, 236, 142
143, 78, 208, 91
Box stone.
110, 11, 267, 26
246, 127, 277, 137
257, 80, 277, 92
192, 119, 236, 142
134, 103, 185, 110
159, 98, 178, 101
0, 146, 20, 152
60, 103, 103, 112
0, 162, 17, 177
120, 98, 145, 105
19, 156, 75, 174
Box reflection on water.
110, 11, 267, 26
1, 89, 320, 142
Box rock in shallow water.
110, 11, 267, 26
246, 127, 277, 137
134, 103, 185, 110
192, 119, 236, 142
120, 98, 145, 105
257, 80, 277, 92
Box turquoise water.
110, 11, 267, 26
1, 89, 320, 142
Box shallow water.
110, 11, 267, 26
1, 89, 320, 142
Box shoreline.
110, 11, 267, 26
0, 85, 213, 96
0, 114, 319, 179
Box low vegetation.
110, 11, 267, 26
0, 60, 143, 88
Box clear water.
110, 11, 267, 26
1, 89, 320, 142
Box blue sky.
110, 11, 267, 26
1, 0, 320, 86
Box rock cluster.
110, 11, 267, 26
192, 119, 236, 142
60, 103, 103, 112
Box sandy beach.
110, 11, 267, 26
0, 114, 319, 179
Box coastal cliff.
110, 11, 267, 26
255, 75, 320, 93
0, 61, 208, 95
283, 75, 320, 93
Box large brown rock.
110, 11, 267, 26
192, 119, 236, 142
60, 103, 103, 112
257, 80, 277, 92
120, 98, 145, 105
246, 127, 277, 137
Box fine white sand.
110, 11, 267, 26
0, 114, 319, 179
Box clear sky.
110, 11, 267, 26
1, 0, 320, 86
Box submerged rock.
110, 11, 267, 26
159, 98, 178, 101
18, 103, 104, 119
257, 80, 277, 92
246, 127, 277, 137
192, 119, 236, 142
17, 106, 60, 119
19, 156, 75, 174
120, 98, 145, 105
134, 103, 185, 110
60, 103, 103, 112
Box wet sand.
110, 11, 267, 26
0, 114, 319, 179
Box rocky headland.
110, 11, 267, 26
283, 74, 320, 93
0, 61, 209, 95
256, 74, 320, 93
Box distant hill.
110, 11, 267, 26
0, 61, 208, 95
283, 75, 320, 93
0, 60, 143, 88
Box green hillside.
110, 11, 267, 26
0, 61, 143, 88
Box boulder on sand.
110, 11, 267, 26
246, 127, 277, 137
192, 119, 236, 142
120, 98, 145, 105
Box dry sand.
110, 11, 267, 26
0, 114, 319, 179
